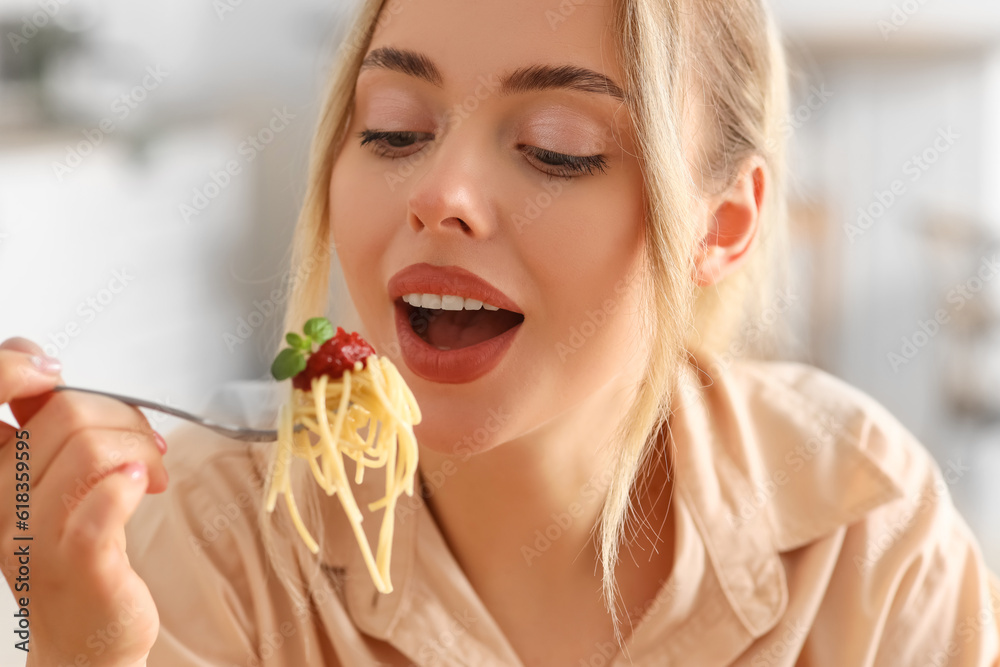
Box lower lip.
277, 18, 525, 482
393, 301, 521, 384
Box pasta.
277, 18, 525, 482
265, 320, 420, 594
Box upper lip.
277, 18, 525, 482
388, 263, 523, 314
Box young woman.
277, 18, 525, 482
3, 0, 999, 665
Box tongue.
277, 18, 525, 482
422, 309, 521, 350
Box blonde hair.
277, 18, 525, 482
272, 0, 789, 647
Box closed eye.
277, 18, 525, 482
358, 129, 609, 180
520, 145, 608, 180
358, 129, 434, 158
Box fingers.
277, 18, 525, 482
0, 422, 19, 449
1, 337, 47, 356
0, 341, 62, 409
59, 461, 148, 578
11, 391, 154, 481
1, 337, 64, 428
33, 427, 167, 534
0, 345, 162, 666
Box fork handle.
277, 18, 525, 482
51, 385, 284, 442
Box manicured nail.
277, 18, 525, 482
29, 355, 62, 374
122, 461, 147, 482
153, 432, 168, 455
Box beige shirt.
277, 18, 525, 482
126, 355, 1000, 666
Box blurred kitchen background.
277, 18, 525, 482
1, 1, 1000, 662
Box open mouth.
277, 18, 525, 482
399, 293, 525, 351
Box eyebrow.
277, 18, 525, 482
359, 46, 625, 102
359, 47, 443, 86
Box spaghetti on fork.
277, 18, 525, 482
266, 318, 420, 593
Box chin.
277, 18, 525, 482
407, 381, 518, 458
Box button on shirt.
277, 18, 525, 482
125, 354, 1000, 666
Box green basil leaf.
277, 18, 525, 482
303, 317, 335, 345
271, 348, 306, 381
286, 332, 308, 350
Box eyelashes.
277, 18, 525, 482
357, 129, 608, 180
358, 130, 434, 158
520, 145, 608, 177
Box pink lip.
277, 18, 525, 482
388, 263, 523, 384
387, 263, 523, 314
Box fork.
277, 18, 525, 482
52, 385, 303, 442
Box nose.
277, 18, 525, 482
405, 133, 497, 239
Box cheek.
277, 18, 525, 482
518, 167, 646, 357
331, 145, 396, 259
329, 146, 402, 335
492, 165, 648, 439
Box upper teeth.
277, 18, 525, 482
402, 293, 500, 311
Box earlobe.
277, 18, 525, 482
693, 160, 766, 288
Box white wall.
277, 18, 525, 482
781, 46, 1000, 571
0, 1, 350, 664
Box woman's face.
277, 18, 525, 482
330, 0, 649, 453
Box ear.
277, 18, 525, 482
693, 158, 766, 287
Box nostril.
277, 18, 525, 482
426, 216, 472, 233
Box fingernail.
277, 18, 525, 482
153, 431, 168, 455
122, 461, 147, 482
29, 355, 62, 374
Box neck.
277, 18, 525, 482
416, 372, 672, 589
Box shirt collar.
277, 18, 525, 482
337, 479, 523, 665
668, 351, 906, 637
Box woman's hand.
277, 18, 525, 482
0, 337, 168, 667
